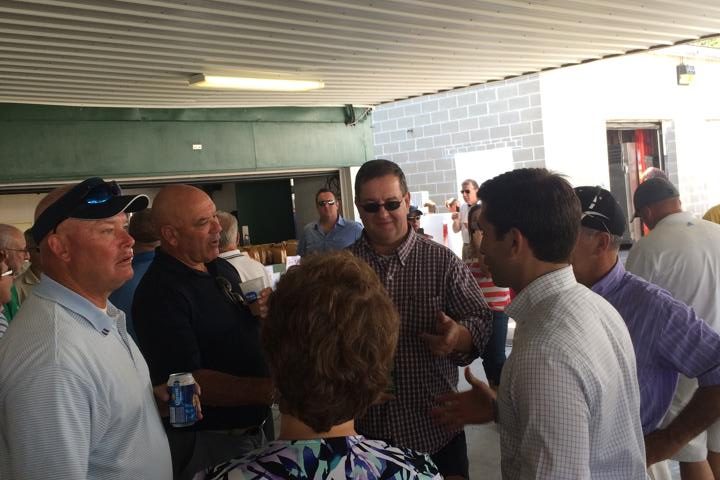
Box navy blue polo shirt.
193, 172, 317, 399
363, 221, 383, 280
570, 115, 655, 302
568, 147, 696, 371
133, 248, 269, 430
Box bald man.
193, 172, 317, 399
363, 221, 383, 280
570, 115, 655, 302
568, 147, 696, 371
132, 184, 271, 480
627, 178, 720, 479
0, 177, 172, 479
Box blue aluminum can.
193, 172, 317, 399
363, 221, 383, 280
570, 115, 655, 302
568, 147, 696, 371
168, 372, 198, 428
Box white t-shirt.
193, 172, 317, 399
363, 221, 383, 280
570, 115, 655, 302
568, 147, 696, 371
459, 202, 473, 243
220, 249, 272, 289
626, 211, 720, 332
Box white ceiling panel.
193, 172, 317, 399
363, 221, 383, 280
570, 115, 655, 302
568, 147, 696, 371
0, 0, 718, 107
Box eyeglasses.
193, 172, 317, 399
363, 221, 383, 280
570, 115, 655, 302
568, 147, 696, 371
5, 248, 29, 254
1, 269, 13, 278
317, 200, 336, 207
359, 200, 402, 213
461, 189, 472, 195
216, 276, 246, 306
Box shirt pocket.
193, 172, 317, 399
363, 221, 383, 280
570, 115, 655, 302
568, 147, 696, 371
398, 294, 443, 337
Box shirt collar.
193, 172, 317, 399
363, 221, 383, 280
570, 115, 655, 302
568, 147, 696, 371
219, 249, 243, 258
506, 265, 576, 323
357, 227, 417, 265
20, 267, 41, 285
33, 275, 116, 335
590, 258, 624, 298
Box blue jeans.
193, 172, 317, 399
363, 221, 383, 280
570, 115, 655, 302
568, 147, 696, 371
481, 310, 509, 386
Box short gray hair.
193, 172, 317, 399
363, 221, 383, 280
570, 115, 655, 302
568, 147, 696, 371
217, 211, 239, 249
0, 224, 22, 249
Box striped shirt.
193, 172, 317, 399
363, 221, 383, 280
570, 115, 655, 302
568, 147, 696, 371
0, 275, 172, 480
350, 228, 492, 454
0, 310, 7, 338
467, 262, 511, 311
499, 266, 646, 479
593, 259, 720, 434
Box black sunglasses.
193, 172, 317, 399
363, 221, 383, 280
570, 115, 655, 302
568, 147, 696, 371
461, 189, 472, 195
359, 200, 402, 213
216, 276, 246, 306
317, 200, 336, 207
84, 181, 121, 205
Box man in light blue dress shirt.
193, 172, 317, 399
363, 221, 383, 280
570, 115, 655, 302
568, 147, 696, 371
297, 188, 363, 256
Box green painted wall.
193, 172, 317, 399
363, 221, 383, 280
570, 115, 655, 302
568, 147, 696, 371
0, 104, 373, 184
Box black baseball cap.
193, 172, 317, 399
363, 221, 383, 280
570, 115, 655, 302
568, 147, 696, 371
32, 177, 149, 244
632, 177, 679, 218
574, 186, 627, 237
407, 205, 423, 219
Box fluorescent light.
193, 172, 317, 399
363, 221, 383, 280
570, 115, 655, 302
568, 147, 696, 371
189, 74, 324, 91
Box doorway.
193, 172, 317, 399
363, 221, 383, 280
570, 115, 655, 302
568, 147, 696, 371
606, 123, 665, 244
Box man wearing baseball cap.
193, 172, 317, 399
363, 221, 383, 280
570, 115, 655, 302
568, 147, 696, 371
626, 178, 720, 479
0, 177, 173, 479
572, 186, 720, 479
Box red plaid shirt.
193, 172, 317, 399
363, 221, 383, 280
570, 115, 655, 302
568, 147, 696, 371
350, 228, 492, 454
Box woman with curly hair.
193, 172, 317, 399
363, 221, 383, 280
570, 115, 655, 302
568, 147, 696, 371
208, 251, 441, 480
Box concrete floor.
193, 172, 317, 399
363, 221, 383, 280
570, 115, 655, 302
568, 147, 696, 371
460, 348, 680, 479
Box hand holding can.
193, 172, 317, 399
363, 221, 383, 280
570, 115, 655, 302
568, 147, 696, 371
168, 372, 202, 428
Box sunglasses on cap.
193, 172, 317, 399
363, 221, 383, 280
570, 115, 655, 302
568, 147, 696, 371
32, 177, 147, 244
359, 200, 403, 213
317, 199, 336, 207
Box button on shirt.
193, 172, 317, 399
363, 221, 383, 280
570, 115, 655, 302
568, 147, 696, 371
592, 259, 720, 434
0, 275, 172, 480
499, 266, 646, 480
297, 217, 363, 256
350, 229, 492, 454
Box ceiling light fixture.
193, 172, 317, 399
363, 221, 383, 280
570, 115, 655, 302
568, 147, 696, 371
676, 63, 695, 86
189, 74, 324, 91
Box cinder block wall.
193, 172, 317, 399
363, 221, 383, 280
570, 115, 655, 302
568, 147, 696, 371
372, 74, 544, 207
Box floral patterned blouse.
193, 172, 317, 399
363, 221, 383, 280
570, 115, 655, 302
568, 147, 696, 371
206, 435, 442, 480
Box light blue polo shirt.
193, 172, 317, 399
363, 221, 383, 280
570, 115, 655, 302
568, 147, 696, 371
0, 275, 172, 480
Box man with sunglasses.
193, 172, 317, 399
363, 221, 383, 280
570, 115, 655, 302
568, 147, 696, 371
0, 177, 173, 479
626, 178, 720, 480
349, 159, 491, 480
572, 186, 720, 480
0, 223, 29, 321
297, 188, 362, 256
452, 179, 480, 260
133, 184, 271, 480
